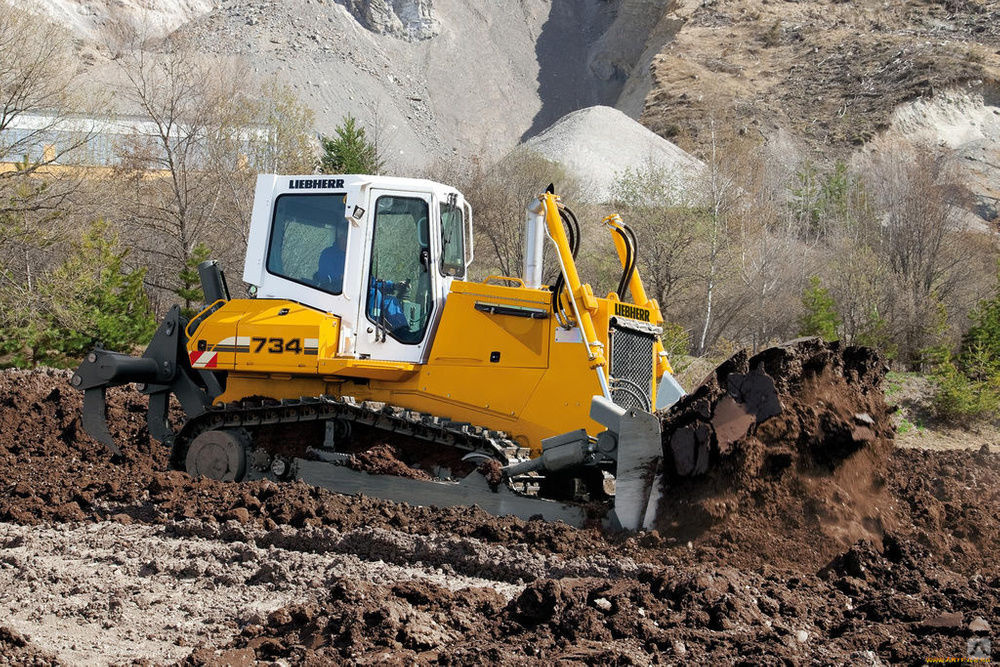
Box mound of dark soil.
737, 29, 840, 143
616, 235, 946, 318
654, 338, 897, 568
0, 626, 58, 666
2, 357, 1000, 663
0, 369, 603, 555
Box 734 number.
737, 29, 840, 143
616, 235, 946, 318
251, 337, 303, 354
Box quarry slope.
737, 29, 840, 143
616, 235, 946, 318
15, 0, 679, 170
639, 0, 1000, 223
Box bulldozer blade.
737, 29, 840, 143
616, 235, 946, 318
590, 396, 662, 531
82, 387, 121, 457
611, 408, 661, 531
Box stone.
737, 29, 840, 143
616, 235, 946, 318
969, 616, 991, 633
920, 612, 963, 629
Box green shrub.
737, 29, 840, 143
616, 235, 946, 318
930, 353, 1000, 423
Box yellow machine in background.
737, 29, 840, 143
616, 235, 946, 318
73, 176, 684, 530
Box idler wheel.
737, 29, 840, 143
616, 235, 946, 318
185, 429, 248, 481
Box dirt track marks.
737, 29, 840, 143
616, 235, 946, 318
0, 520, 575, 664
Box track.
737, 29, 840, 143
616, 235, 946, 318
174, 393, 529, 475
170, 395, 606, 526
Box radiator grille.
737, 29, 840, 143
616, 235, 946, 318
608, 317, 657, 411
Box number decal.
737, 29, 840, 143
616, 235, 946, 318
250, 337, 305, 354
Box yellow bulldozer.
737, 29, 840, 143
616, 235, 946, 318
72, 175, 686, 530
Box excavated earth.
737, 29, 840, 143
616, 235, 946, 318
0, 339, 998, 663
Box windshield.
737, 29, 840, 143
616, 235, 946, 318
266, 193, 348, 294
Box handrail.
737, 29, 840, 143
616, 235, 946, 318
185, 299, 227, 339
481, 275, 526, 288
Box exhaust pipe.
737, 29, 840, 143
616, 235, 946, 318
522, 197, 546, 288
197, 260, 230, 304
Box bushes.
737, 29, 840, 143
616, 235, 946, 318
797, 276, 840, 341
0, 220, 156, 368
929, 352, 1000, 423
928, 267, 1000, 423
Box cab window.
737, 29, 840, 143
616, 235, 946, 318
440, 200, 465, 278
366, 195, 432, 344
266, 194, 348, 294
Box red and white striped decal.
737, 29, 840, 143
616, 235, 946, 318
188, 351, 218, 369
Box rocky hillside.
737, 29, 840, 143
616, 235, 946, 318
8, 0, 215, 39
6, 0, 1000, 218
640, 0, 1000, 221
16, 0, 679, 170
642, 0, 999, 156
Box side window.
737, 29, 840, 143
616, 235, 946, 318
266, 194, 348, 294
440, 200, 465, 278
367, 195, 432, 344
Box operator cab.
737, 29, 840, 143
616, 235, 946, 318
243, 174, 473, 364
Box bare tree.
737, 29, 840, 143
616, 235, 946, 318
859, 144, 971, 367
111, 36, 316, 310
610, 161, 701, 314
692, 124, 745, 355
0, 4, 95, 345
427, 149, 583, 280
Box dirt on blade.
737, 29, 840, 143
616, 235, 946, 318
0, 345, 999, 663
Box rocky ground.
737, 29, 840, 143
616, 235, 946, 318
0, 345, 998, 664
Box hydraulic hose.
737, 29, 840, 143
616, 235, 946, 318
551, 205, 582, 319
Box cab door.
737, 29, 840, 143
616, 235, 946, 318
355, 189, 436, 363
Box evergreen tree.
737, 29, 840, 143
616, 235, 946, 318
29, 220, 156, 363
797, 275, 840, 341
319, 115, 385, 175
960, 263, 1000, 379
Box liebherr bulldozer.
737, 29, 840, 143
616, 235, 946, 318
72, 175, 686, 530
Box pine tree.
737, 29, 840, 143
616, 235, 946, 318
36, 220, 156, 361
797, 275, 840, 341
319, 115, 385, 175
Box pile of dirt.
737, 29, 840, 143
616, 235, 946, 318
0, 369, 166, 525
0, 369, 603, 555
190, 532, 998, 664
655, 338, 896, 568
890, 446, 1000, 575
519, 105, 704, 202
